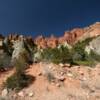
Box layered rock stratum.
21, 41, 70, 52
35, 22, 100, 48
0, 22, 100, 49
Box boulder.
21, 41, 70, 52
67, 73, 73, 77
85, 36, 100, 55
1, 88, 8, 97
89, 36, 100, 55
28, 92, 34, 97
18, 91, 25, 97
56, 83, 60, 87
11, 39, 25, 61
55, 75, 65, 81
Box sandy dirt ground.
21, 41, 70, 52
0, 63, 100, 100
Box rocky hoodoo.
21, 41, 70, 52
0, 22, 100, 49
35, 22, 100, 49
34, 35, 58, 49
59, 28, 84, 44
34, 28, 85, 49
46, 35, 58, 48
34, 35, 47, 49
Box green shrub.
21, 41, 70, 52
41, 46, 72, 64
5, 51, 34, 91
74, 37, 94, 49
72, 43, 88, 61
74, 60, 95, 67
0, 53, 11, 70
89, 50, 100, 62
39, 37, 100, 67
73, 37, 94, 59
5, 73, 33, 91
71, 40, 97, 67
3, 39, 13, 55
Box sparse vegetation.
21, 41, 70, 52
5, 51, 34, 91
0, 53, 11, 71
41, 46, 72, 64
5, 72, 34, 91
89, 50, 100, 62
46, 72, 55, 82
40, 37, 100, 67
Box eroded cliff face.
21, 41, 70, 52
35, 22, 100, 49
78, 22, 100, 42
59, 28, 84, 44
46, 35, 58, 48
34, 29, 84, 49
0, 22, 100, 49
34, 35, 47, 49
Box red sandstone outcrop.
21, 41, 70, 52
78, 22, 100, 41
0, 22, 100, 49
46, 35, 58, 48
34, 28, 85, 48
35, 22, 100, 48
59, 28, 84, 44
34, 35, 58, 49
34, 35, 47, 49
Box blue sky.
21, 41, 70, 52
0, 0, 100, 37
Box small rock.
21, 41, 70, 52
38, 72, 42, 76
28, 92, 34, 97
77, 66, 80, 69
59, 63, 64, 67
49, 65, 52, 69
52, 67, 56, 71
82, 77, 87, 81
81, 73, 84, 76
98, 73, 100, 75
51, 79, 55, 82
67, 73, 73, 77
56, 83, 60, 87
60, 72, 64, 76
56, 76, 65, 81
13, 94, 17, 99
80, 77, 87, 81
79, 71, 84, 75
1, 88, 8, 97
64, 63, 70, 67
18, 91, 24, 97
90, 89, 95, 93
51, 82, 55, 85
60, 76, 65, 81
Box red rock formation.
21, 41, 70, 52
68, 28, 84, 44
58, 28, 84, 44
34, 35, 47, 49
34, 28, 86, 48
58, 31, 70, 44
46, 35, 58, 48
5, 22, 100, 49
